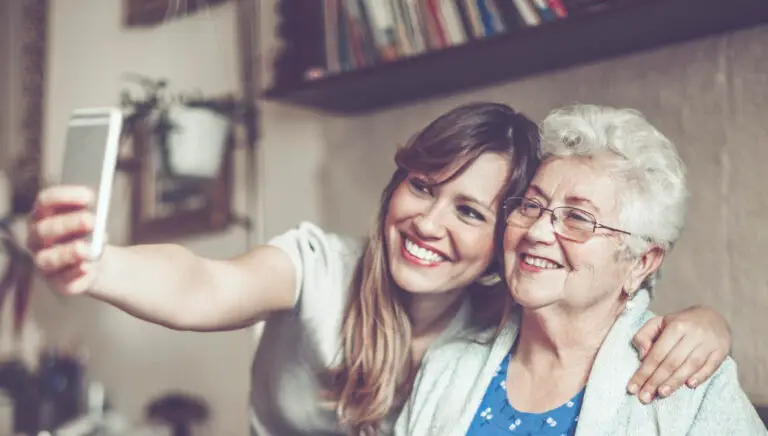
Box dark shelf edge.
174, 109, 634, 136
263, 0, 768, 115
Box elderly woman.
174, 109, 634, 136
396, 104, 766, 435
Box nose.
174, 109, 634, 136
525, 211, 557, 245
413, 204, 448, 240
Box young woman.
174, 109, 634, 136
27, 103, 731, 435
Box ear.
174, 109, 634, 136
623, 246, 665, 294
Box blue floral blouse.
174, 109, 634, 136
466, 352, 585, 435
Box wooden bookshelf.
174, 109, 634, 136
263, 0, 768, 114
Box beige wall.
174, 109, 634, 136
28, 0, 767, 434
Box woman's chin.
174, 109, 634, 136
390, 268, 436, 294
390, 266, 471, 296
511, 290, 556, 311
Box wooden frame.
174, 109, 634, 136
125, 116, 233, 244
124, 0, 229, 27
0, 0, 47, 214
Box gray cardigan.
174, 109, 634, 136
394, 289, 767, 435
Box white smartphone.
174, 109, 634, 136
60, 107, 123, 260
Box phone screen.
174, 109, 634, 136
61, 120, 111, 195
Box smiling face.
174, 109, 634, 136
503, 154, 660, 314
384, 152, 510, 295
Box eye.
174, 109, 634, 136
522, 200, 539, 209
519, 199, 542, 214
457, 205, 486, 222
408, 178, 432, 196
564, 208, 593, 223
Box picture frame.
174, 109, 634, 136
123, 114, 234, 244
123, 0, 229, 27
0, 0, 47, 214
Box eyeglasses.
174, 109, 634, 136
504, 197, 632, 243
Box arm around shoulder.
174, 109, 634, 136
687, 358, 768, 435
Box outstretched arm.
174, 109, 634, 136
28, 185, 297, 331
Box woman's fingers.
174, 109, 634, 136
31, 185, 94, 220
653, 344, 712, 397
28, 186, 95, 252
29, 210, 94, 249
35, 240, 90, 275
628, 317, 683, 399
685, 350, 726, 389
49, 263, 95, 295
638, 335, 700, 401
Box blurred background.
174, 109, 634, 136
0, 0, 766, 434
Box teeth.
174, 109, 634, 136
523, 254, 561, 269
404, 238, 445, 263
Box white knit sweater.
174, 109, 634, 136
395, 289, 768, 435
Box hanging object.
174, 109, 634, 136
165, 106, 230, 179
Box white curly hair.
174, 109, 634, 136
538, 104, 689, 291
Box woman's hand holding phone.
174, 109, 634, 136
27, 185, 101, 295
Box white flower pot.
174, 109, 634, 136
166, 106, 230, 178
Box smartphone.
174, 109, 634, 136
60, 107, 123, 260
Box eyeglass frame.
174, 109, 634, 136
503, 196, 632, 242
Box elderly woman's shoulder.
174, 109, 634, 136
696, 355, 744, 395
645, 341, 765, 433
621, 310, 764, 432
662, 356, 766, 433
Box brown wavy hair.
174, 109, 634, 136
324, 102, 541, 434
